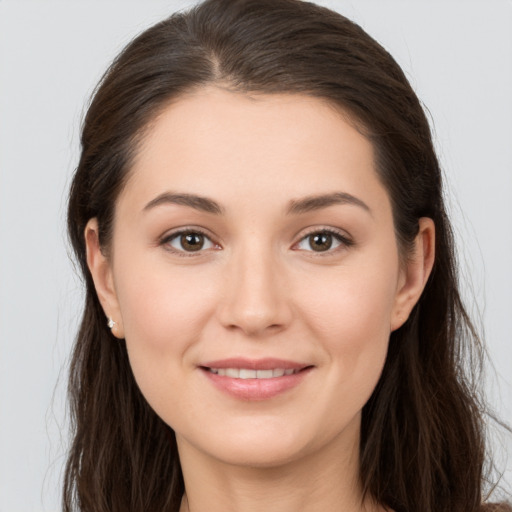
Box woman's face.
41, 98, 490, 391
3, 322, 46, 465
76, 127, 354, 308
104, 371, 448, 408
87, 87, 432, 469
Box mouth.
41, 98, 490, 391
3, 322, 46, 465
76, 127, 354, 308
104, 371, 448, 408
199, 358, 313, 400
204, 367, 303, 379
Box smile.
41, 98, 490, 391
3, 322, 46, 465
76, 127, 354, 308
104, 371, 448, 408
207, 368, 300, 379
200, 359, 313, 400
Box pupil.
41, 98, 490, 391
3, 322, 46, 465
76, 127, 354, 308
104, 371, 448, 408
182, 233, 204, 251
310, 233, 332, 251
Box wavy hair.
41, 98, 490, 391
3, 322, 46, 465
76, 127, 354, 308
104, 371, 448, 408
65, 1, 511, 511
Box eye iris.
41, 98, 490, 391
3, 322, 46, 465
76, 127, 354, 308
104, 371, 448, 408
181, 233, 204, 251
310, 233, 332, 251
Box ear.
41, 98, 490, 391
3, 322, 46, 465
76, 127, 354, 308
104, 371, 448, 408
85, 218, 125, 339
390, 217, 435, 331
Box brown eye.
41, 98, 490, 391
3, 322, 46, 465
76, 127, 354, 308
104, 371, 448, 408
308, 233, 333, 252
295, 229, 351, 254
181, 233, 204, 251
166, 231, 216, 253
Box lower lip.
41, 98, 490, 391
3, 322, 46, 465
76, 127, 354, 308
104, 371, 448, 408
201, 368, 312, 401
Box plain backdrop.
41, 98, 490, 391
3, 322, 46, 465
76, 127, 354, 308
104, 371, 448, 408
0, 1, 511, 510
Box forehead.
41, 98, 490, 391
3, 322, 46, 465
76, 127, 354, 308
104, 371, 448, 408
119, 86, 389, 216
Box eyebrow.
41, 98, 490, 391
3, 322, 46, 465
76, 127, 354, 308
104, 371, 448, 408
286, 192, 371, 216
143, 192, 224, 215
142, 191, 371, 216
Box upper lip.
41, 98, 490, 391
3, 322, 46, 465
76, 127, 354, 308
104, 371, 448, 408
200, 358, 311, 371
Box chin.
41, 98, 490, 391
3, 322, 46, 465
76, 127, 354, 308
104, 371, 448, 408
175, 412, 359, 470
195, 437, 311, 469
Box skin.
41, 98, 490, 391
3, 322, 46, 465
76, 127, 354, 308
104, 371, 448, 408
86, 87, 435, 512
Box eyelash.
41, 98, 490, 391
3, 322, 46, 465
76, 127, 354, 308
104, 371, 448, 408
159, 227, 354, 257
160, 227, 218, 257
293, 227, 354, 256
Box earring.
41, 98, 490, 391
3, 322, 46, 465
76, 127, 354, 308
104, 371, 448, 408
107, 318, 116, 329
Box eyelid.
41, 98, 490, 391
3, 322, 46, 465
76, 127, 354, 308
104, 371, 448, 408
292, 226, 354, 254
158, 225, 353, 256
159, 226, 221, 256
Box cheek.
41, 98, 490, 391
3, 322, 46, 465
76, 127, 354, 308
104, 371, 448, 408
117, 258, 216, 346
300, 260, 399, 342
296, 256, 399, 388
113, 257, 218, 395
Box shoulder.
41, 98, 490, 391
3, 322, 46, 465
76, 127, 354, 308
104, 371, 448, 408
480, 504, 512, 512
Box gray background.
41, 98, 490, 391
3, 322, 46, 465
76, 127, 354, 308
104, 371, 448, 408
0, 1, 511, 510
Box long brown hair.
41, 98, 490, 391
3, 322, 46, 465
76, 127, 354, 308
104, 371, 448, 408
65, 1, 511, 511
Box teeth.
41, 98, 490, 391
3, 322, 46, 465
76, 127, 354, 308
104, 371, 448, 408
208, 368, 300, 379
239, 369, 256, 379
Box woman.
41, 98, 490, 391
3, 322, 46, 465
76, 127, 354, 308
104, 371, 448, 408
64, 0, 511, 511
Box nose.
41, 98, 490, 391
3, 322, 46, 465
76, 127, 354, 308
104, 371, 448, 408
217, 243, 292, 337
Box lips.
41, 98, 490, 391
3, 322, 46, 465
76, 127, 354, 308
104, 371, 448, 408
199, 358, 313, 400
207, 367, 299, 378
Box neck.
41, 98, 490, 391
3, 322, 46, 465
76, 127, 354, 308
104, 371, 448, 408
176, 424, 383, 512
